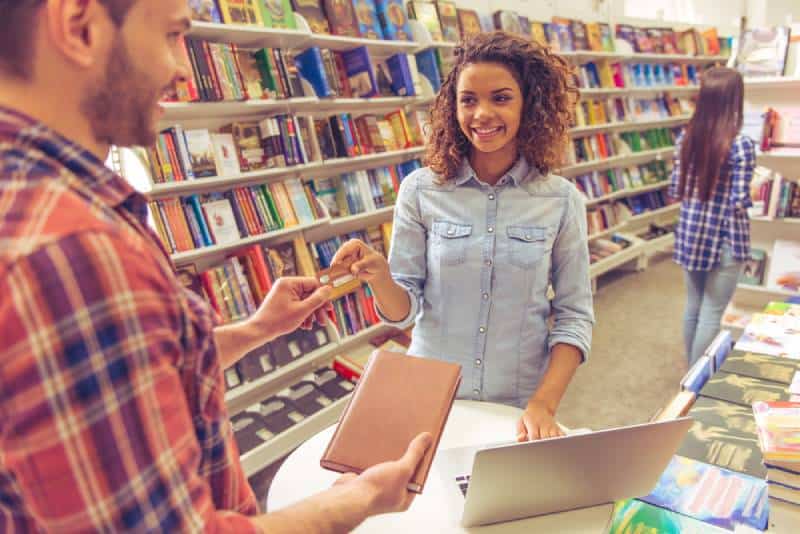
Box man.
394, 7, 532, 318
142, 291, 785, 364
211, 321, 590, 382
0, 1, 430, 531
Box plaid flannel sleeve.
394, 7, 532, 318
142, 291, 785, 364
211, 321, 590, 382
730, 136, 756, 210
0, 231, 258, 533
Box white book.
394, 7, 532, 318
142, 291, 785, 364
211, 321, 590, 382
283, 178, 315, 225
767, 239, 800, 292
210, 133, 241, 176
202, 199, 240, 245
355, 170, 377, 212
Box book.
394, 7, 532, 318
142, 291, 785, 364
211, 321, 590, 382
320, 350, 461, 492
699, 372, 793, 407
189, 0, 222, 22
639, 455, 769, 531
203, 199, 241, 245
258, 0, 296, 29
324, 0, 361, 37
341, 46, 378, 98
735, 26, 792, 77
295, 47, 334, 98
493, 10, 522, 35
352, 0, 383, 39
456, 8, 481, 41
434, 0, 459, 43
752, 401, 800, 463
677, 396, 766, 478
529, 21, 548, 47
766, 239, 800, 292
607, 499, 729, 534
740, 248, 767, 285
414, 48, 441, 93
375, 0, 412, 41
721, 349, 800, 385
210, 133, 241, 176
654, 391, 696, 421
218, 0, 263, 25
680, 355, 713, 393
735, 313, 800, 359
408, 1, 442, 42
291, 0, 330, 33
183, 129, 218, 178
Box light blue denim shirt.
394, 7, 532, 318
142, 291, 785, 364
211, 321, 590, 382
380, 157, 594, 408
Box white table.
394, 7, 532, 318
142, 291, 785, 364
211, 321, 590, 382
267, 400, 612, 533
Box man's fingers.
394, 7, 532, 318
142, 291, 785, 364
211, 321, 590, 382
331, 240, 363, 266
398, 432, 433, 471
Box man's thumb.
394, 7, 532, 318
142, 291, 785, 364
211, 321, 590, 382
300, 285, 332, 311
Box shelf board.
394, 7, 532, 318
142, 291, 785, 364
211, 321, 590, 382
171, 218, 329, 266
563, 51, 728, 64
240, 394, 350, 477
301, 147, 425, 178
569, 115, 690, 137
757, 151, 800, 162
589, 242, 644, 278
559, 146, 674, 177
627, 203, 680, 224
159, 98, 301, 121
749, 216, 800, 226
562, 51, 629, 62
303, 96, 420, 113
328, 206, 394, 229
579, 86, 698, 99
640, 232, 676, 256
188, 21, 311, 48
584, 181, 669, 207
309, 34, 418, 54
735, 284, 800, 300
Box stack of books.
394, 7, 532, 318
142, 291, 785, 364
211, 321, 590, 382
753, 401, 800, 507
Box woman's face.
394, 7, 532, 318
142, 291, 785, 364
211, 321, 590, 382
456, 62, 523, 157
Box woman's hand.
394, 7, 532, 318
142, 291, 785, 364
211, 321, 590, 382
516, 400, 564, 441
330, 239, 392, 285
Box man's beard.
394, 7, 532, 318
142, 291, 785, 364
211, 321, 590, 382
81, 37, 163, 149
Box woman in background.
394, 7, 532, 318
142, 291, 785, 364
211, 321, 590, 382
330, 32, 594, 441
670, 67, 756, 366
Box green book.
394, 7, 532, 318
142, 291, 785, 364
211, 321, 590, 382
677, 396, 766, 478
607, 499, 728, 534
699, 371, 793, 407
258, 0, 297, 29
720, 349, 800, 385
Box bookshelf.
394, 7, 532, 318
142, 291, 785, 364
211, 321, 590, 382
558, 146, 674, 177
585, 181, 669, 207
569, 114, 691, 136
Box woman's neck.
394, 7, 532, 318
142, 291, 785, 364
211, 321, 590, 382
468, 146, 518, 186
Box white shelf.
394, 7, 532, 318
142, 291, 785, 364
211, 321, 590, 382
640, 232, 676, 256
744, 77, 800, 89
562, 51, 727, 64
750, 216, 800, 226
559, 146, 674, 177
584, 181, 669, 207
580, 85, 698, 98
301, 96, 423, 114
569, 115, 690, 137
589, 241, 644, 278
171, 218, 329, 266
562, 51, 629, 62
240, 394, 350, 477
627, 203, 680, 224
188, 21, 311, 49
309, 33, 418, 55
757, 151, 800, 164
301, 147, 425, 178
735, 284, 799, 301
328, 206, 394, 229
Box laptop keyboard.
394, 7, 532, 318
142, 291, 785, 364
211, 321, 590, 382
455, 475, 471, 497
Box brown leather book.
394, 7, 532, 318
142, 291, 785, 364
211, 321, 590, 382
320, 350, 461, 493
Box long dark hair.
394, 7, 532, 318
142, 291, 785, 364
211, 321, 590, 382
677, 67, 744, 201
424, 31, 577, 182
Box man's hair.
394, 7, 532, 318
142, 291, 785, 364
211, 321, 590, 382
0, 0, 137, 79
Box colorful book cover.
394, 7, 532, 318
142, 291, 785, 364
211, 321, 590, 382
352, 0, 384, 39
408, 1, 442, 42
203, 199, 241, 245
607, 499, 729, 534
341, 46, 378, 97
189, 0, 222, 22
739, 248, 766, 285
492, 10, 522, 35
677, 397, 766, 478
258, 0, 296, 29
294, 46, 334, 98
764, 301, 800, 317
218, 0, 263, 25
736, 27, 793, 76
735, 312, 800, 359
585, 22, 603, 51
752, 401, 800, 466
767, 239, 800, 292
291, 0, 329, 33
414, 48, 441, 93
434, 0, 459, 43
530, 21, 548, 47
210, 133, 241, 176
375, 0, 413, 41
184, 129, 218, 178
599, 23, 616, 52
640, 455, 769, 531
456, 8, 481, 41
549, 17, 574, 51
324, 0, 361, 37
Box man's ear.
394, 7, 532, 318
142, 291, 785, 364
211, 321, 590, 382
44, 0, 115, 70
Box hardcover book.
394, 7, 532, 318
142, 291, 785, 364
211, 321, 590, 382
352, 0, 384, 39
699, 372, 793, 407
218, 0, 263, 25
456, 8, 481, 41
721, 349, 800, 384
184, 129, 218, 178
210, 133, 241, 176
258, 0, 296, 29
434, 0, 459, 43
492, 10, 522, 35
189, 0, 222, 22
291, 0, 329, 33
677, 396, 766, 478
325, 0, 361, 37
408, 1, 443, 42
375, 0, 413, 41
740, 248, 767, 285
320, 350, 461, 492
735, 26, 791, 77
203, 199, 242, 245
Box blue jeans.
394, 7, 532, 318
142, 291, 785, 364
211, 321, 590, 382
683, 245, 743, 366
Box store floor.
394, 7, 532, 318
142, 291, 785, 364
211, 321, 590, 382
251, 252, 690, 508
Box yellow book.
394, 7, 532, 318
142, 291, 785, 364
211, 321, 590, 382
381, 221, 393, 255
597, 60, 615, 89
593, 100, 608, 124
585, 22, 603, 51
293, 236, 317, 277
385, 110, 412, 149
586, 99, 599, 125
217, 0, 264, 26
573, 102, 587, 127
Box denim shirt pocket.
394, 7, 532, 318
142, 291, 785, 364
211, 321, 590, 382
506, 225, 547, 269
431, 220, 472, 265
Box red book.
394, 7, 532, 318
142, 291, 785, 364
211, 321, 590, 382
176, 36, 200, 101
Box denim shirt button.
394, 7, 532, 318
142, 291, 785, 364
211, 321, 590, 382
488, 227, 494, 233
479, 326, 486, 333
488, 194, 495, 200
475, 359, 482, 366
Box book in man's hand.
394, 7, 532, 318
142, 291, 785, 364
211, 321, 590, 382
320, 350, 461, 493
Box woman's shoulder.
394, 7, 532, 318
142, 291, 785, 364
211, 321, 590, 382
398, 166, 452, 192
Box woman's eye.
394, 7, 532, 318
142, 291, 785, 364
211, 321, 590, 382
459, 97, 475, 105
494, 95, 511, 103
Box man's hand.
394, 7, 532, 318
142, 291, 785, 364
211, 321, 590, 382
333, 432, 432, 515
249, 277, 332, 341
516, 400, 564, 442
331, 239, 391, 286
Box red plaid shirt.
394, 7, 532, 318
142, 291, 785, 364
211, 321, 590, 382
0, 107, 258, 532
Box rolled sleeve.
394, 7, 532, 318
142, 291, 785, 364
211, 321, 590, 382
548, 189, 595, 362
375, 173, 427, 330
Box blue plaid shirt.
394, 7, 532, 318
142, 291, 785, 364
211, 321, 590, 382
669, 133, 755, 271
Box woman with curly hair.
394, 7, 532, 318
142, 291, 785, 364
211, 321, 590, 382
330, 32, 594, 441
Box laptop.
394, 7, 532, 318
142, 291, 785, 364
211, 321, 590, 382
435, 417, 693, 527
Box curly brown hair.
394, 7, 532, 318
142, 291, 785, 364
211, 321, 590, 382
424, 31, 577, 182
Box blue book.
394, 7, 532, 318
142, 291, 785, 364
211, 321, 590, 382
386, 54, 415, 96
640, 455, 769, 531
352, 0, 384, 39
181, 201, 204, 247
375, 0, 412, 41
294, 47, 334, 98
414, 48, 441, 93
187, 195, 214, 246
339, 114, 358, 155
680, 355, 713, 393
341, 46, 378, 98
